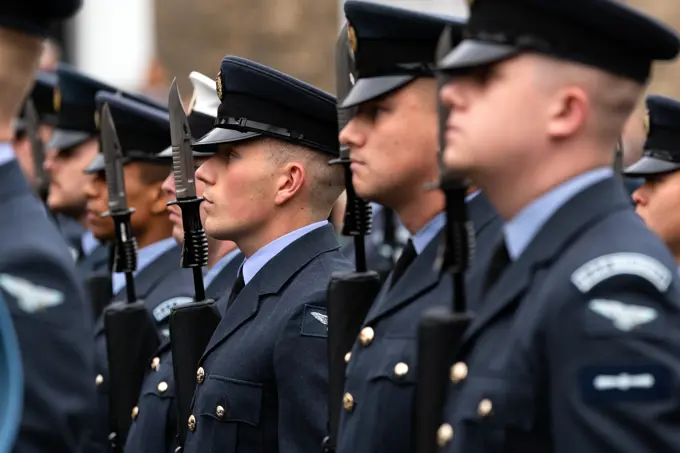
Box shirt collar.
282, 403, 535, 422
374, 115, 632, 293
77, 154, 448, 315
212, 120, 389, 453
0, 143, 14, 167
241, 220, 328, 284
204, 248, 242, 290
411, 213, 446, 255
409, 190, 481, 255
111, 237, 177, 295
503, 167, 613, 261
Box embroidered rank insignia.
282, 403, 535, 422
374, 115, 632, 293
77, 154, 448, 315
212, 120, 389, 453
301, 304, 328, 338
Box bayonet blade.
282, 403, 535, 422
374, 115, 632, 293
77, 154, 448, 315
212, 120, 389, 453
24, 99, 48, 190
169, 78, 197, 199
101, 103, 129, 213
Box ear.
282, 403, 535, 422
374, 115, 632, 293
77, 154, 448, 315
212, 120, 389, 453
274, 161, 306, 206
546, 86, 589, 139
149, 180, 171, 215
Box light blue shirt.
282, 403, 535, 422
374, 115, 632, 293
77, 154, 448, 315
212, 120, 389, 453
412, 213, 446, 255
81, 231, 100, 257
112, 237, 177, 295
204, 248, 242, 289
0, 143, 15, 166
407, 189, 481, 255
241, 220, 328, 284
503, 167, 613, 261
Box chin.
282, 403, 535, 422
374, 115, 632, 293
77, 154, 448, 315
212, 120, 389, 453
171, 229, 184, 245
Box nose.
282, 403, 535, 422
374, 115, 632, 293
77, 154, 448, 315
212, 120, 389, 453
83, 176, 97, 199
339, 117, 365, 150
161, 171, 175, 198
439, 78, 466, 111
195, 159, 214, 187
631, 186, 646, 207
43, 149, 56, 174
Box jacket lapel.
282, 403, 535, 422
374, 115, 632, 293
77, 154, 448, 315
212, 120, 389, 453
467, 192, 498, 238
365, 194, 500, 325
364, 231, 442, 324
200, 225, 340, 361
461, 177, 633, 345
206, 252, 245, 302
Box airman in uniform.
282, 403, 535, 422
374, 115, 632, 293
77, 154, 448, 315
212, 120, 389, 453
626, 95, 680, 273
0, 0, 95, 451
436, 0, 680, 451
335, 3, 500, 453
181, 56, 352, 453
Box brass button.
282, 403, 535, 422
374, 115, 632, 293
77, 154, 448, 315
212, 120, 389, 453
157, 381, 168, 393
95, 374, 104, 386
343, 393, 354, 412
478, 398, 493, 417
131, 406, 139, 421
393, 362, 409, 378
216, 405, 225, 419
450, 362, 468, 383
344, 352, 351, 363
151, 356, 160, 371
188, 414, 196, 432
437, 423, 454, 447
196, 367, 205, 384
358, 327, 374, 347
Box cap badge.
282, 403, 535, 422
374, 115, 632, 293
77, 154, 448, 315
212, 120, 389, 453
644, 109, 650, 135
53, 88, 61, 113
347, 24, 358, 54
216, 70, 223, 101
94, 110, 100, 129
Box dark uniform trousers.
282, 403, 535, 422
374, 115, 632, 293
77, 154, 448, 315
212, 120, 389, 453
182, 225, 352, 453
0, 160, 96, 453
87, 244, 196, 452
337, 194, 501, 453
124, 252, 245, 453
440, 177, 680, 453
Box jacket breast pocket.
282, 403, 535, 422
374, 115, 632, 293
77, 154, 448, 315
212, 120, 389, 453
195, 375, 263, 453
451, 376, 536, 453
366, 338, 417, 452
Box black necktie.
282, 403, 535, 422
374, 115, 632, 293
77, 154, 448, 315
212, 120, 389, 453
483, 240, 511, 295
226, 269, 245, 310
390, 239, 417, 289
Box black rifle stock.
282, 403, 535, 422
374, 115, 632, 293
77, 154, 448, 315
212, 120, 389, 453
413, 27, 475, 453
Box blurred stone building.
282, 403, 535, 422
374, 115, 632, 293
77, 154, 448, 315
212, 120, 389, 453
156, 0, 680, 98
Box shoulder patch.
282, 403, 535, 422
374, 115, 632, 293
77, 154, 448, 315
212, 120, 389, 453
153, 296, 194, 322
579, 364, 671, 405
588, 299, 657, 332
301, 304, 328, 338
571, 253, 672, 293
0, 274, 64, 313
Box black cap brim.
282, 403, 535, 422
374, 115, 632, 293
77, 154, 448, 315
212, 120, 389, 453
84, 154, 105, 174
623, 155, 680, 177
341, 75, 415, 109
191, 127, 261, 154
438, 40, 520, 73
48, 129, 92, 150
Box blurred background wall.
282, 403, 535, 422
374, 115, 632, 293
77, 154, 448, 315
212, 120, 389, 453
49, 0, 680, 102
